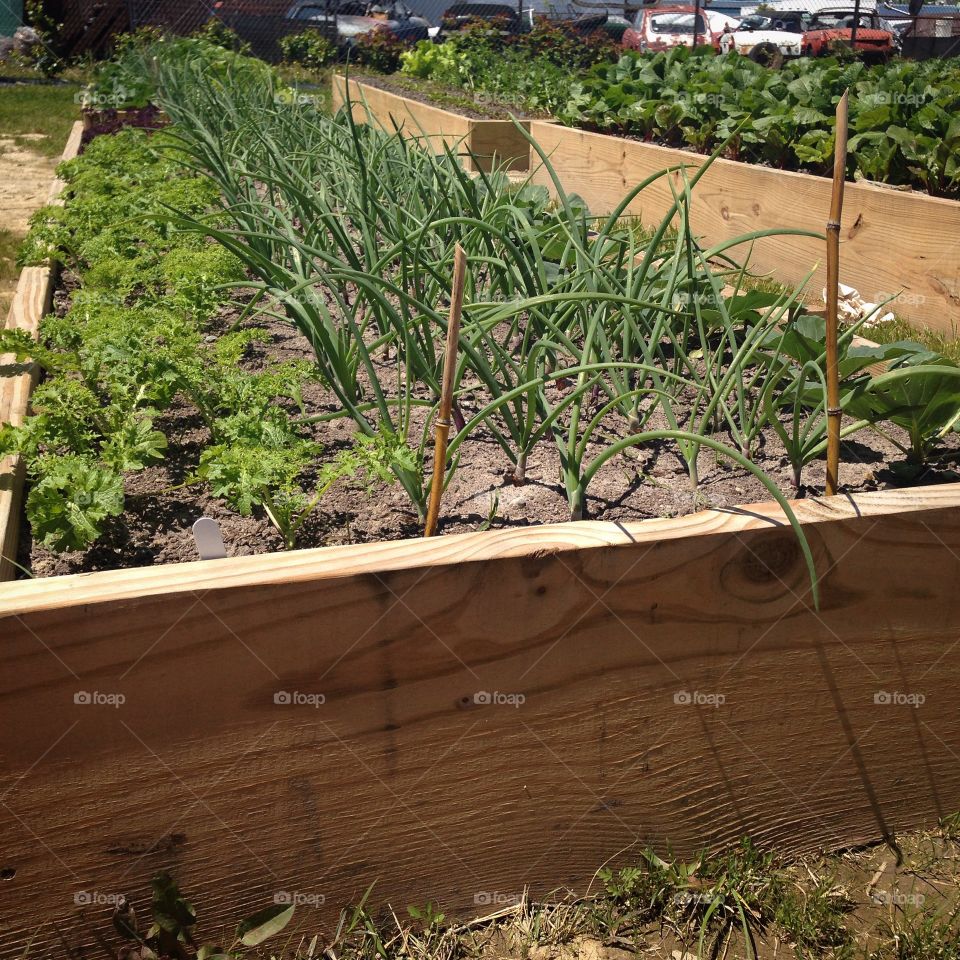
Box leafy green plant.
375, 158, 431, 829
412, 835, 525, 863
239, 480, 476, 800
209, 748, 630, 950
25, 456, 125, 552
280, 29, 336, 70
409, 41, 960, 197
400, 40, 458, 79
352, 29, 407, 73
407, 901, 445, 931
111, 870, 294, 960
853, 361, 960, 464
6, 122, 327, 557
191, 17, 251, 55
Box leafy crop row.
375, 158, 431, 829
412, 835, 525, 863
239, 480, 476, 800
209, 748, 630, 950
401, 18, 617, 116
2, 115, 405, 554
402, 40, 960, 197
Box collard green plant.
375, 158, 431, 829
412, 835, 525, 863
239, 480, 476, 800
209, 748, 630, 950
852, 360, 960, 463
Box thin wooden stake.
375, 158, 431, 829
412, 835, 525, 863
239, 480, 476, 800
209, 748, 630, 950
424, 244, 467, 538
825, 89, 849, 497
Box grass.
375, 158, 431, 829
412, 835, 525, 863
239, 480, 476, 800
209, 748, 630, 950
867, 315, 960, 365
92, 819, 960, 960
311, 827, 960, 960
0, 82, 81, 157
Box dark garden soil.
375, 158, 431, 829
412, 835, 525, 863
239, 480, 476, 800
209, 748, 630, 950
20, 265, 960, 579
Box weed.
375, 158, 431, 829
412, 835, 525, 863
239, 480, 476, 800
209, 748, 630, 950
773, 872, 856, 958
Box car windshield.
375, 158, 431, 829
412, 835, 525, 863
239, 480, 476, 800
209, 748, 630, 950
739, 14, 772, 28
770, 12, 809, 29
812, 11, 873, 27
649, 12, 707, 33
447, 4, 514, 16
294, 4, 332, 18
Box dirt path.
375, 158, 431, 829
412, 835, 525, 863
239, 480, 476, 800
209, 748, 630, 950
0, 134, 59, 317
0, 134, 58, 232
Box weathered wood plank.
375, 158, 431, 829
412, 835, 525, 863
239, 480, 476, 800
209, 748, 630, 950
0, 120, 83, 581
332, 75, 531, 172
2, 485, 960, 957
527, 121, 960, 335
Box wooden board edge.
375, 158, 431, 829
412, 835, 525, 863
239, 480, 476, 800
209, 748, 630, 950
0, 120, 84, 583
2, 482, 960, 616
525, 120, 960, 212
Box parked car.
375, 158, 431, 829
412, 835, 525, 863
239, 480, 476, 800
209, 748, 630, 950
623, 6, 735, 51
436, 1, 524, 38
718, 12, 804, 63
800, 8, 897, 59
285, 0, 430, 46
602, 13, 633, 41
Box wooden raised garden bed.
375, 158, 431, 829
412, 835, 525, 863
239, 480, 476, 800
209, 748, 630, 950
3, 99, 960, 960
332, 75, 533, 173
525, 121, 960, 337
3, 485, 960, 959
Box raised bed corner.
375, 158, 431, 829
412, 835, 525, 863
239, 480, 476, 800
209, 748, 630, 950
331, 75, 532, 173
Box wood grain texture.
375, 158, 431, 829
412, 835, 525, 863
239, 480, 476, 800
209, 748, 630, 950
331, 75, 531, 172
2, 484, 960, 957
527, 121, 960, 335
0, 121, 83, 581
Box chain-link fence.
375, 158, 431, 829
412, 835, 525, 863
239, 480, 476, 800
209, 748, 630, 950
13, 0, 960, 62
127, 0, 338, 60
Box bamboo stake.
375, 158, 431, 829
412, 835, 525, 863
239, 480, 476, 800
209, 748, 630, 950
825, 89, 849, 497
424, 244, 467, 538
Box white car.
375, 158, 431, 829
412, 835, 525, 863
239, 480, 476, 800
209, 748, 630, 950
719, 13, 804, 63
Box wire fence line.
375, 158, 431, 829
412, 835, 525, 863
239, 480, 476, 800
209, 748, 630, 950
19, 0, 960, 62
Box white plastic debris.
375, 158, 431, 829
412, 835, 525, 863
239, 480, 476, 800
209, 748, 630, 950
822, 283, 896, 329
